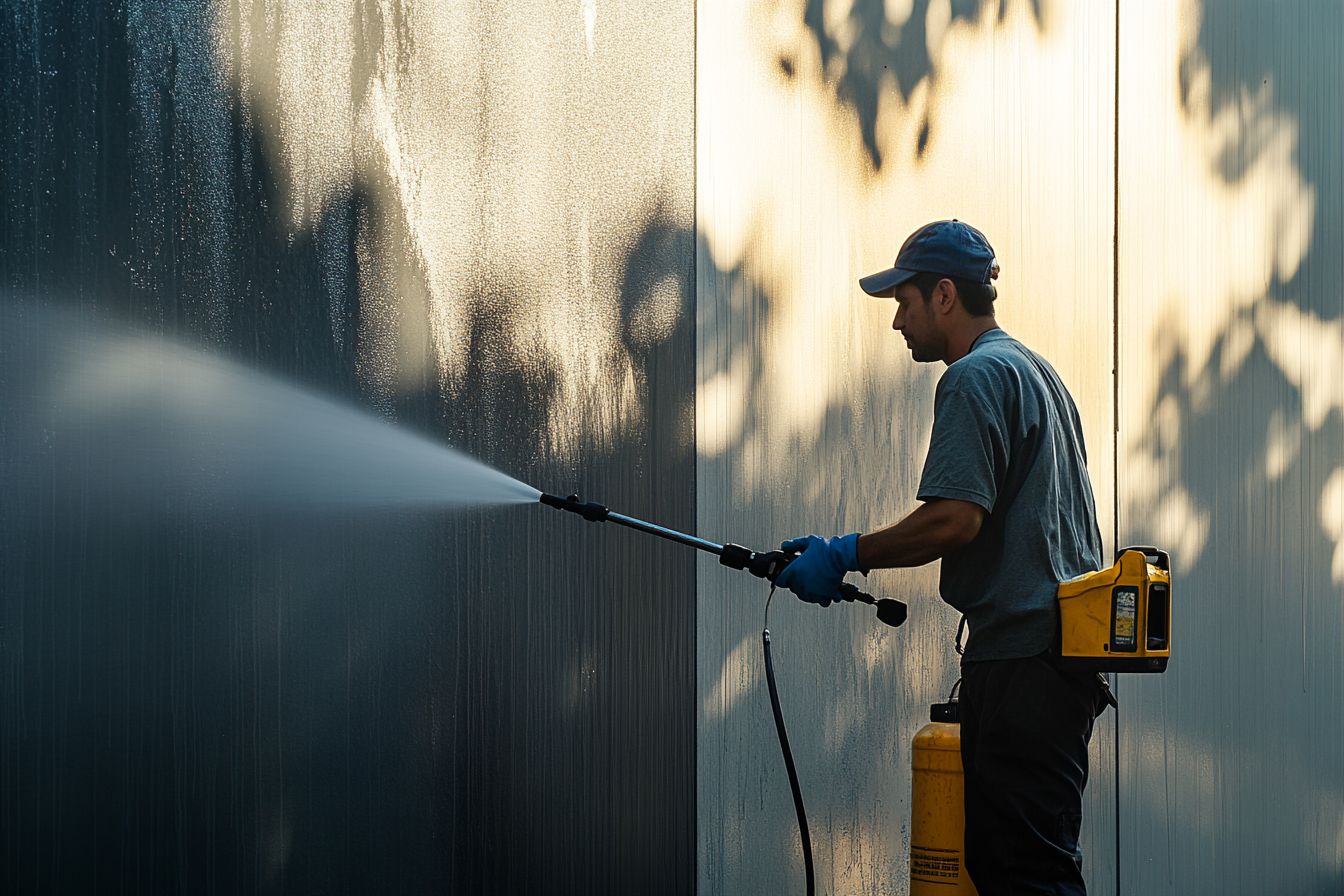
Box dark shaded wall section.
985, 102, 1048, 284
0, 2, 695, 894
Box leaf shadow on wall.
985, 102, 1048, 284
786, 0, 1042, 169
1121, 3, 1344, 888
1123, 310, 1344, 889
1185, 0, 1344, 321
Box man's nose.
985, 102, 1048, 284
892, 309, 904, 331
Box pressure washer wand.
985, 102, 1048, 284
540, 492, 907, 628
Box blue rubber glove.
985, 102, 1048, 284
774, 533, 861, 607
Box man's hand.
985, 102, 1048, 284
774, 533, 860, 607
775, 500, 983, 606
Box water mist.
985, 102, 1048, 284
2, 307, 540, 511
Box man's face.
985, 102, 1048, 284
891, 282, 943, 362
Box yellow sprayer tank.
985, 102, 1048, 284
1056, 546, 1171, 672
910, 713, 977, 895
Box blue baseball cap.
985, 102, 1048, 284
859, 220, 1000, 297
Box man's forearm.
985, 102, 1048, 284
855, 498, 986, 570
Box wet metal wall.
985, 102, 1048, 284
1, 2, 695, 894
1117, 2, 1344, 893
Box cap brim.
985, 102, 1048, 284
859, 266, 918, 297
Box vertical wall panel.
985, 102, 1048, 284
1118, 1, 1344, 893
696, 1, 1116, 891
0, 1, 696, 893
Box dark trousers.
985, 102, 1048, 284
960, 653, 1105, 895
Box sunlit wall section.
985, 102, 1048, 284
1118, 1, 1344, 893
212, 0, 693, 451
697, 0, 1116, 891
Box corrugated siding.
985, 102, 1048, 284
1117, 2, 1344, 893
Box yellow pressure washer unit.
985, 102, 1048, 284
1057, 545, 1172, 672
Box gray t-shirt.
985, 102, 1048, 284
917, 328, 1102, 662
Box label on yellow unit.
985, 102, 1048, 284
911, 845, 963, 883
1112, 587, 1137, 651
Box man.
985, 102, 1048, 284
775, 220, 1107, 895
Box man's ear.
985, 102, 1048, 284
935, 278, 957, 314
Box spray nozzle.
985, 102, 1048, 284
876, 599, 908, 627
733, 547, 907, 627
540, 492, 610, 522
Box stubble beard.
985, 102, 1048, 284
906, 339, 938, 363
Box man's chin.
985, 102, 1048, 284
908, 345, 938, 363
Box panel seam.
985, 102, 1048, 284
1111, 2, 1122, 895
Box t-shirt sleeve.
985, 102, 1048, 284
916, 374, 1008, 513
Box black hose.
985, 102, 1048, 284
763, 586, 815, 896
